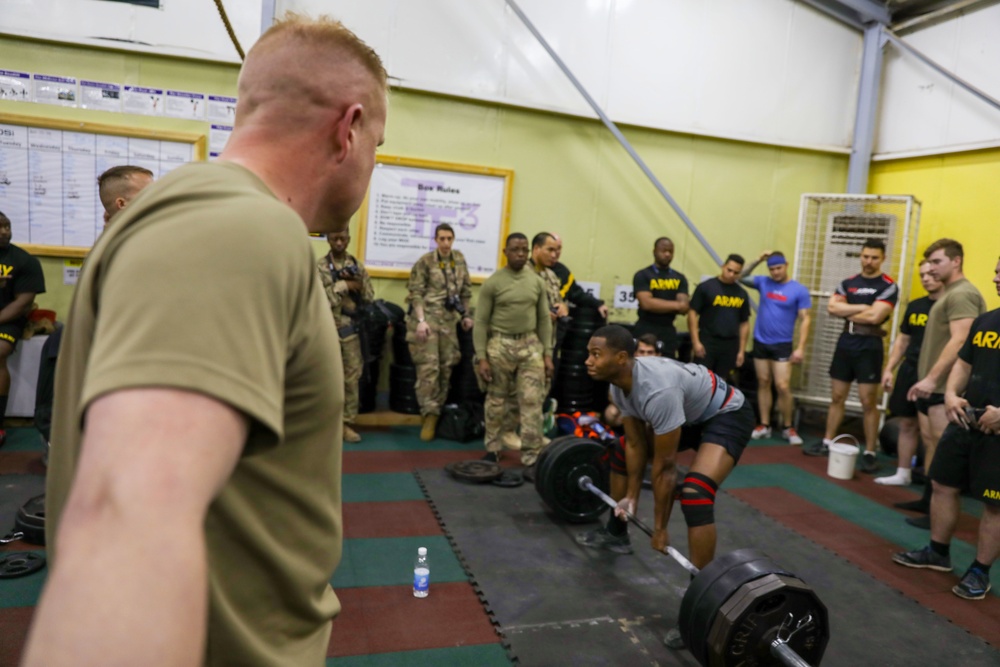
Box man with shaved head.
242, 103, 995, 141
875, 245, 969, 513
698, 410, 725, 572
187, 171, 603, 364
97, 165, 154, 226
25, 14, 388, 667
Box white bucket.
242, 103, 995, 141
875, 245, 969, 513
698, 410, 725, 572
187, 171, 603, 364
827, 436, 860, 480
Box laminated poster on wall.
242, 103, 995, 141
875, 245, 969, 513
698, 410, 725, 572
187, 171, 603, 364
207, 95, 237, 123
576, 280, 601, 302
32, 74, 77, 108
164, 90, 206, 120
80, 80, 123, 113
357, 156, 513, 283
122, 86, 163, 116
63, 258, 83, 285
209, 124, 232, 155
0, 71, 32, 103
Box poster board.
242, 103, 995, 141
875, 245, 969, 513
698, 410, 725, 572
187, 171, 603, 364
0, 113, 205, 257
356, 156, 513, 283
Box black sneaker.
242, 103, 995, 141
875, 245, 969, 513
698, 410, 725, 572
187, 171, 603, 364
575, 527, 633, 554
481, 451, 500, 463
663, 627, 685, 649
905, 515, 931, 530
860, 451, 879, 474
953, 567, 992, 600
892, 545, 952, 571
893, 499, 929, 513
802, 440, 830, 457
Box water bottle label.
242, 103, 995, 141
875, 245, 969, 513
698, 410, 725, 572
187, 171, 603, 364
414, 569, 429, 592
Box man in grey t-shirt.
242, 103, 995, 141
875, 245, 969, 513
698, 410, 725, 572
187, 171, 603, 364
582, 325, 754, 648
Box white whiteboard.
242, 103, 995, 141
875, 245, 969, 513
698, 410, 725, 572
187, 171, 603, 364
357, 157, 512, 282
0, 115, 202, 254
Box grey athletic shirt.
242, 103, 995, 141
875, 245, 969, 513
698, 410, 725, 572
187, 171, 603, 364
610, 356, 745, 435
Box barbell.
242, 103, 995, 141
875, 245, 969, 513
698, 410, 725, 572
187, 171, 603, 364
534, 437, 829, 667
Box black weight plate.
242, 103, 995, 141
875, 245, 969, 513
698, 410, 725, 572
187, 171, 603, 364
491, 470, 524, 488
446, 460, 503, 483
533, 435, 580, 499
15, 494, 45, 546
536, 437, 609, 523
707, 573, 829, 667
680, 549, 788, 666
0, 551, 45, 579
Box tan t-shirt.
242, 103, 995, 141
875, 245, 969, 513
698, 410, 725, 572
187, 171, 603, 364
917, 277, 986, 393
46, 162, 344, 666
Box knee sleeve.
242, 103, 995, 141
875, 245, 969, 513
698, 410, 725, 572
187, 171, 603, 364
679, 472, 718, 528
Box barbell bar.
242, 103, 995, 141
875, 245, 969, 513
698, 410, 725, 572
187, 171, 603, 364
578, 473, 821, 667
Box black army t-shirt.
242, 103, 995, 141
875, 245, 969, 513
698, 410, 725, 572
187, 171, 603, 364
633, 265, 688, 327
957, 308, 1000, 409
899, 296, 932, 365
689, 278, 750, 340
0, 243, 46, 315
835, 273, 898, 351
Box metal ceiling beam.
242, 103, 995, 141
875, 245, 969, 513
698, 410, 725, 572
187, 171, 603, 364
892, 0, 999, 33
796, 0, 867, 29
884, 29, 1000, 114
847, 24, 887, 192
503, 0, 723, 266
834, 0, 893, 23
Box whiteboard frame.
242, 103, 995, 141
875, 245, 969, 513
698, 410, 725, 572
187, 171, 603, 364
355, 155, 513, 284
0, 112, 206, 258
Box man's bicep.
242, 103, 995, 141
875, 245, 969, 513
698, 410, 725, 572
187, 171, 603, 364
74, 389, 247, 515
948, 317, 974, 342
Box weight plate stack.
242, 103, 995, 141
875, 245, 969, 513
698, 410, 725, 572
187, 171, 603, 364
389, 363, 421, 415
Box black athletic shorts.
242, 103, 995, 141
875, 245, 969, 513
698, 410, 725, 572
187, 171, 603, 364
829, 343, 882, 384
929, 423, 1000, 507
752, 339, 792, 362
608, 400, 753, 475
695, 337, 740, 380
887, 360, 918, 418
0, 321, 24, 348
916, 393, 945, 415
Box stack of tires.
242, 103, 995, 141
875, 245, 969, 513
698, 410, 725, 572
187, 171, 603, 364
382, 301, 421, 415
446, 322, 485, 405
355, 300, 393, 414
552, 305, 608, 412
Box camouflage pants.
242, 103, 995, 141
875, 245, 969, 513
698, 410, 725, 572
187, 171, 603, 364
408, 316, 461, 416
342, 333, 363, 423
484, 333, 546, 465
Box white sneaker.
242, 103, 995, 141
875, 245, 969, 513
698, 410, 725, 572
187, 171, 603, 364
782, 427, 804, 446
751, 425, 772, 440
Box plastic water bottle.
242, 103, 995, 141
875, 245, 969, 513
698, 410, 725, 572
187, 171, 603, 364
413, 547, 429, 598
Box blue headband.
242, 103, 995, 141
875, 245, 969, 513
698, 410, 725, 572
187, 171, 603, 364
766, 255, 787, 268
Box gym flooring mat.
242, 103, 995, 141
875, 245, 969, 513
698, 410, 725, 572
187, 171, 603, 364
417, 466, 1000, 666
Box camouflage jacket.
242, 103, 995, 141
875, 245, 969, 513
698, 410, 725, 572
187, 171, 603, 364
406, 249, 473, 322
536, 265, 564, 310
317, 252, 374, 330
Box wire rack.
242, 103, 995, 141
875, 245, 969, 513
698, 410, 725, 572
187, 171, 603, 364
792, 194, 921, 415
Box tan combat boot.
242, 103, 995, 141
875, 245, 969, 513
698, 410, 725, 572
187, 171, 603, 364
420, 414, 439, 442
343, 424, 362, 443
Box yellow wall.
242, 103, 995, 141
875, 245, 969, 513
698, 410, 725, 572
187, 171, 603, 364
869, 148, 1000, 310
1, 34, 850, 326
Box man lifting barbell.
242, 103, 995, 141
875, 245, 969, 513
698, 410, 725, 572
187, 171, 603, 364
581, 324, 755, 648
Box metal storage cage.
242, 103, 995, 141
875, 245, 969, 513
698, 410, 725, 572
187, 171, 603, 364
791, 194, 921, 417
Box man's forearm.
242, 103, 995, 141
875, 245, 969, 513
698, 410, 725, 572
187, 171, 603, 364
0, 294, 33, 325
795, 314, 811, 352
738, 320, 749, 352
945, 359, 971, 397
687, 311, 701, 346
740, 257, 764, 278
624, 439, 648, 500
828, 301, 866, 317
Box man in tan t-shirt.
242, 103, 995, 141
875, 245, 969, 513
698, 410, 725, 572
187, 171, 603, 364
901, 238, 986, 526
23, 15, 388, 667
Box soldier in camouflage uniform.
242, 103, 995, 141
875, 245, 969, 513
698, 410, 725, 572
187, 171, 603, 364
318, 229, 374, 443
407, 223, 474, 441
474, 233, 554, 472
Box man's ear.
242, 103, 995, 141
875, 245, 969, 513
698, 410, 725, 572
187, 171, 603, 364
332, 103, 364, 163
